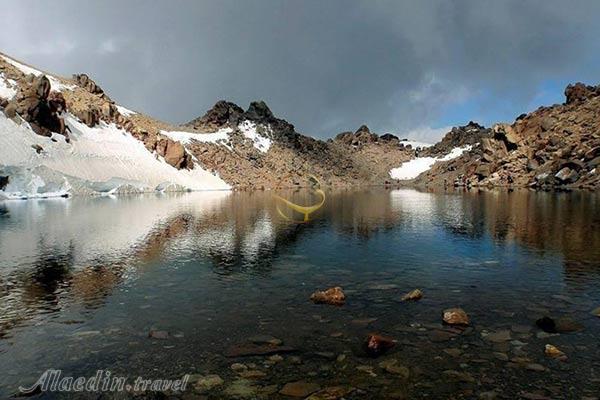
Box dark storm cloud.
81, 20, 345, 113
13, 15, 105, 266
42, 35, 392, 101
1, 0, 599, 140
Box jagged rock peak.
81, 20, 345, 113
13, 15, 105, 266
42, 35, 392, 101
185, 100, 244, 129
564, 82, 600, 104
245, 100, 274, 122
355, 125, 371, 134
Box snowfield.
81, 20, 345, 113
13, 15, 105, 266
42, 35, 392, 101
0, 113, 230, 200
389, 145, 473, 180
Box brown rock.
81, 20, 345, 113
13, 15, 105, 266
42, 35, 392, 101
442, 308, 470, 326
544, 344, 567, 361
164, 140, 186, 168
310, 286, 345, 306
364, 333, 396, 357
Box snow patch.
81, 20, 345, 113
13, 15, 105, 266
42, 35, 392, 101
238, 120, 272, 153
0, 73, 17, 100
390, 145, 473, 180
161, 127, 233, 148
116, 104, 136, 117
1, 55, 75, 92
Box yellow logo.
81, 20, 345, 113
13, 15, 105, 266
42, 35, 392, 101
273, 175, 325, 223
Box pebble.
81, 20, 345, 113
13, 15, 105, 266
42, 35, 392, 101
230, 363, 247, 372
525, 363, 547, 372
268, 354, 283, 363
443, 348, 462, 357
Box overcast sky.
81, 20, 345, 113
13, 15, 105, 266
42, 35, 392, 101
1, 1, 599, 141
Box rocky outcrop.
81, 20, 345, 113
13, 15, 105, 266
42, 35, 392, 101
185, 100, 244, 131
413, 84, 600, 190
421, 121, 490, 157
72, 73, 111, 101
564, 82, 600, 105
3, 75, 70, 140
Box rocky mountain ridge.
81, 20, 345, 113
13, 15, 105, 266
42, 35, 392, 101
0, 51, 598, 196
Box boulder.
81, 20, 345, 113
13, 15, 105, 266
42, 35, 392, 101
310, 286, 345, 306
163, 140, 187, 169
554, 167, 579, 184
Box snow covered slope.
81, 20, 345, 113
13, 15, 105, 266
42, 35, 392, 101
0, 113, 230, 199
389, 145, 473, 180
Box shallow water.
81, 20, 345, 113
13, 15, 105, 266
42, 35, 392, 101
1, 189, 599, 399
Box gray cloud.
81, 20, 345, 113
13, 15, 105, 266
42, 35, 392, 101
1, 0, 599, 141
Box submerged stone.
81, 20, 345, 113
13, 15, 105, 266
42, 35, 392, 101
364, 333, 396, 357
310, 286, 346, 306
483, 330, 512, 343
148, 330, 169, 340
544, 344, 567, 361
536, 316, 583, 333
401, 288, 423, 301
279, 381, 321, 397
224, 342, 295, 357
442, 308, 470, 326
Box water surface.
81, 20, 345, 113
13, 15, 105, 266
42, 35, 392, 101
1, 189, 599, 398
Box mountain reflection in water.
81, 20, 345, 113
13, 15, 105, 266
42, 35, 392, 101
0, 189, 599, 398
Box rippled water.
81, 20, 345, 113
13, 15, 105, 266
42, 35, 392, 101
0, 189, 599, 399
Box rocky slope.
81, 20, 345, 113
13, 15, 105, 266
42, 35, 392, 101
411, 84, 600, 190
183, 102, 415, 188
